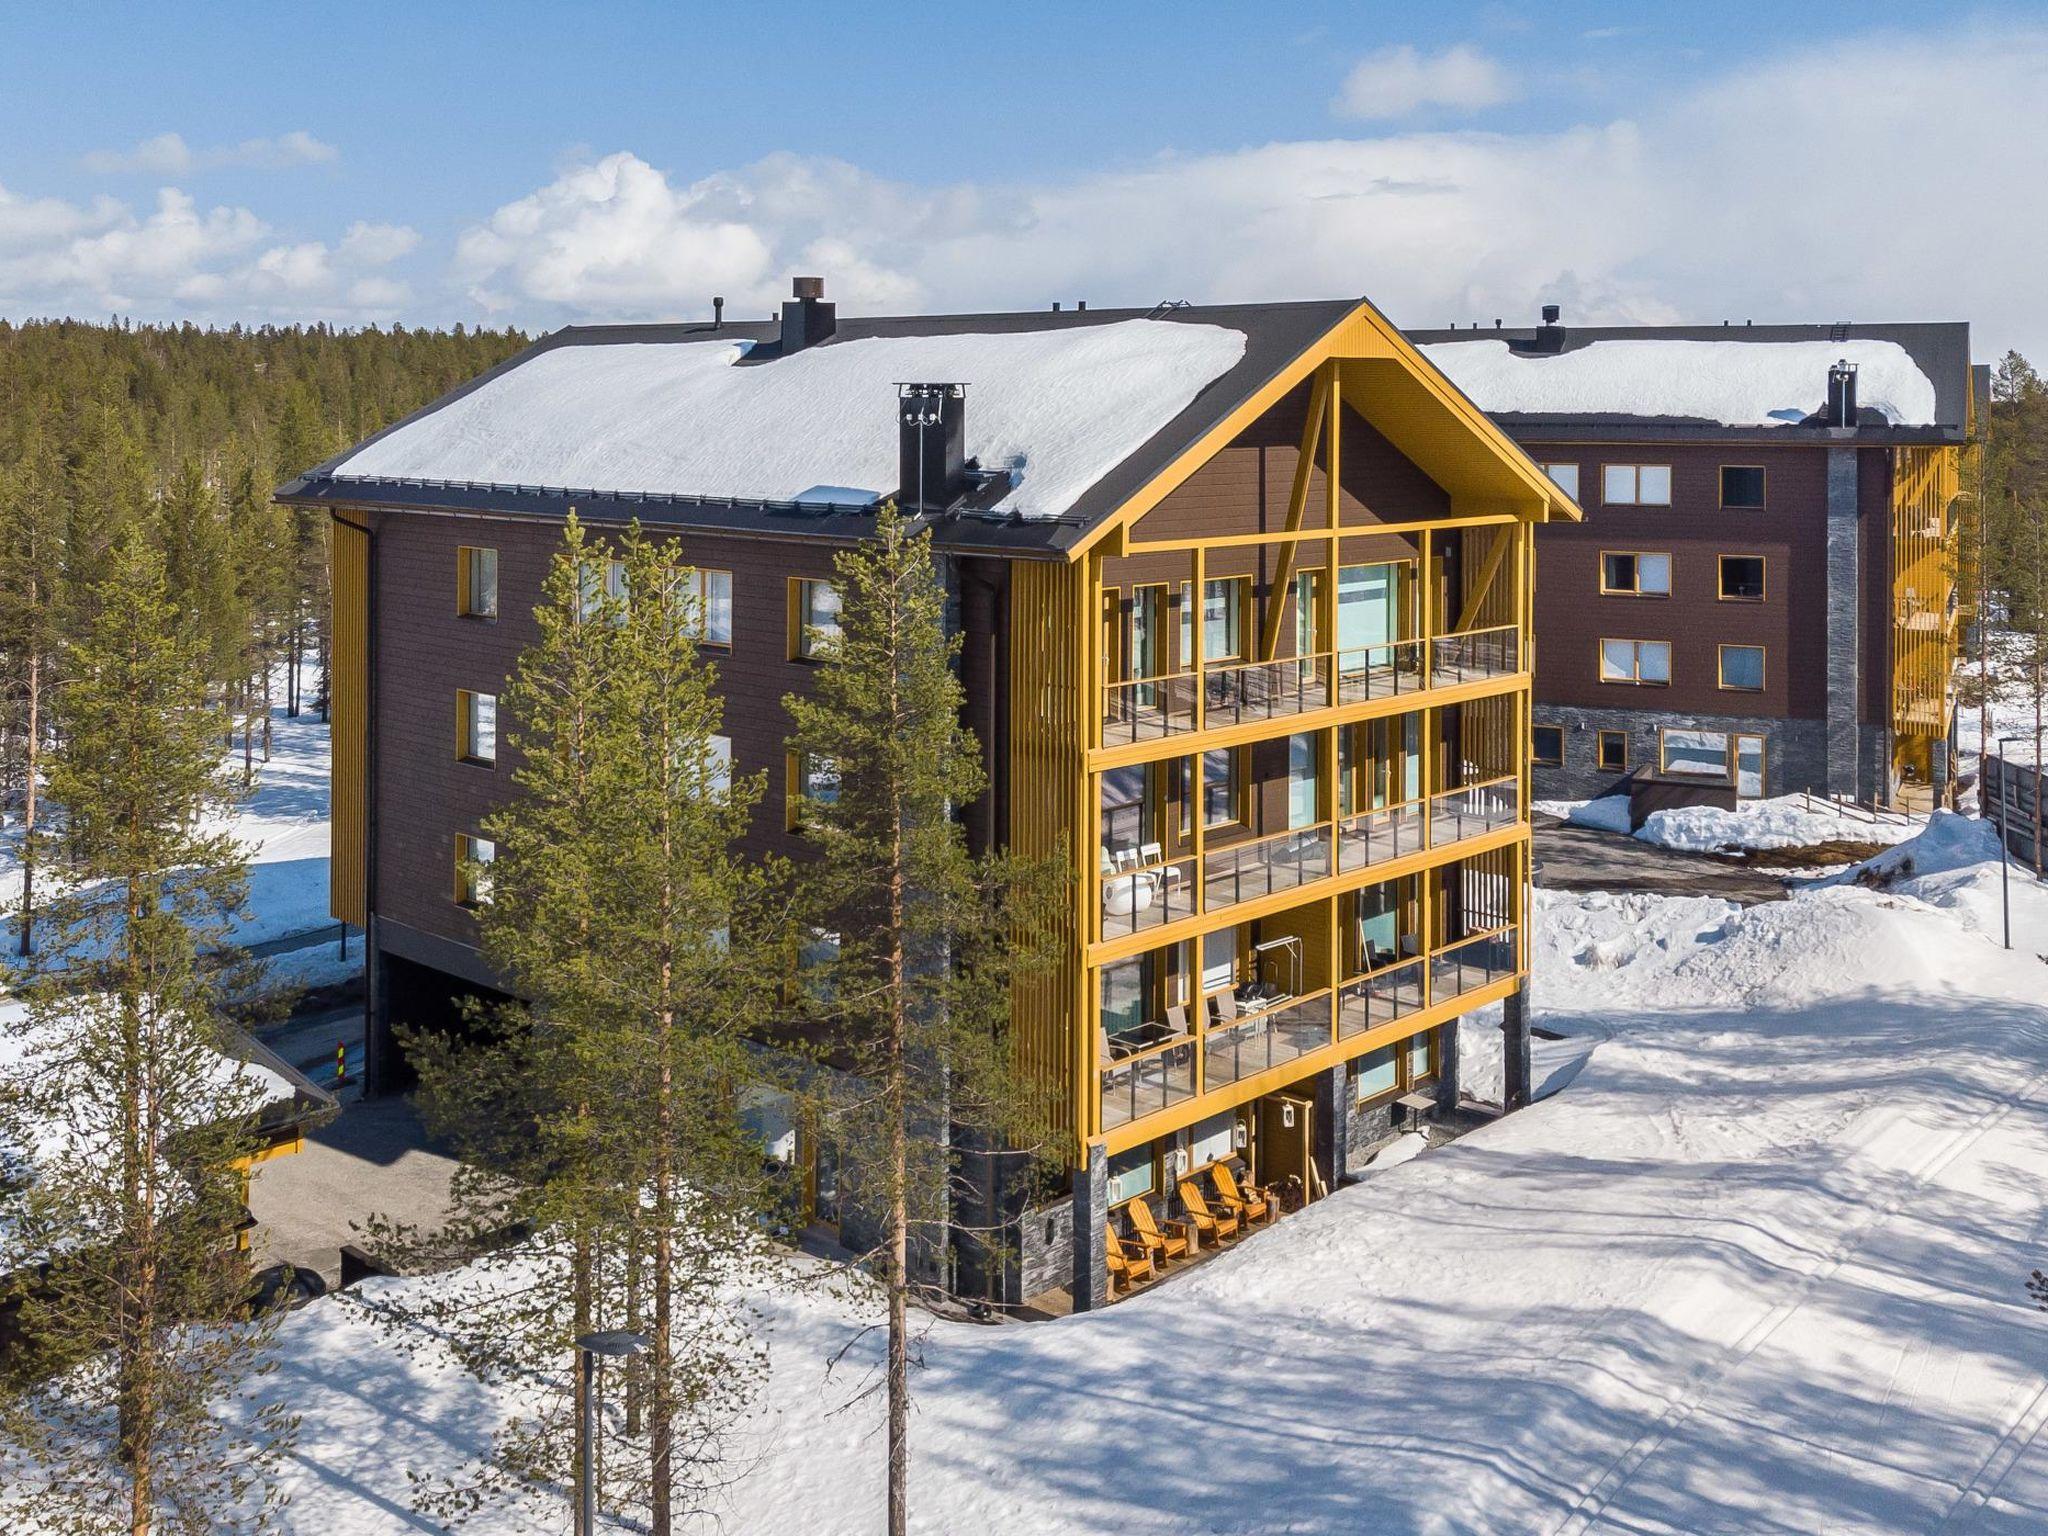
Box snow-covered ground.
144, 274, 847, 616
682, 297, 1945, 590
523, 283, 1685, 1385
1958, 632, 2046, 783
232, 815, 2048, 1534
1539, 791, 1921, 854
0, 669, 355, 997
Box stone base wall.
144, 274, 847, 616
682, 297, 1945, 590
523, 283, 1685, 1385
1531, 703, 1830, 802
1015, 1197, 1075, 1305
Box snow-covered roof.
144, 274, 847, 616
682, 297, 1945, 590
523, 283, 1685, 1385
1418, 337, 1940, 428
327, 320, 1249, 522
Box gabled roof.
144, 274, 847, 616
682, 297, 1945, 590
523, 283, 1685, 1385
1401, 320, 1972, 445
279, 294, 1576, 556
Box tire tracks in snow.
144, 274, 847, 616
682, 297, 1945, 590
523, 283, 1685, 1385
1545, 1068, 2048, 1536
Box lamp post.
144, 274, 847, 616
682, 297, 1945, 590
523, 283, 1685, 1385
573, 1330, 650, 1536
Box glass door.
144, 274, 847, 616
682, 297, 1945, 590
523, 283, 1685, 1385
1735, 733, 1765, 798
1288, 732, 1320, 829
1338, 563, 1399, 653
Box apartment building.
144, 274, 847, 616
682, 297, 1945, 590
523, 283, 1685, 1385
282, 283, 1577, 1310
1408, 312, 1971, 808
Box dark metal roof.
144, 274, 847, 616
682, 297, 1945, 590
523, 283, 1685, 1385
1401, 319, 1972, 445
277, 298, 1362, 556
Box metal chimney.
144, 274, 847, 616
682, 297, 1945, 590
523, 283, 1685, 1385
897, 384, 967, 514
779, 276, 835, 354
1827, 360, 1859, 427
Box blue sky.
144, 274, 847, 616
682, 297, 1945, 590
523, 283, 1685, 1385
2, 1, 2044, 354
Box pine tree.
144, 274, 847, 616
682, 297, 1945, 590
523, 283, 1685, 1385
378, 519, 779, 1532
782, 508, 1061, 1536
0, 529, 294, 1534
0, 422, 66, 955
157, 457, 245, 702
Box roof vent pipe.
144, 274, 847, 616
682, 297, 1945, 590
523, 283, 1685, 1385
712, 296, 724, 329
898, 383, 967, 515
1076, 300, 1086, 312
1529, 302, 1566, 353
779, 276, 835, 355
1827, 360, 1859, 427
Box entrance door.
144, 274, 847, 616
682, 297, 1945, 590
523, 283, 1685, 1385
1735, 733, 1766, 798
1256, 1093, 1316, 1206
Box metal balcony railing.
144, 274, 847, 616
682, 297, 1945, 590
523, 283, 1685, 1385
1201, 991, 1333, 1089
1201, 822, 1333, 912
1099, 1034, 1197, 1130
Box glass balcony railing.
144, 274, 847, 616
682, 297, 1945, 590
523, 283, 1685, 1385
1099, 854, 1196, 940
1427, 928, 1517, 1003
1100, 1035, 1197, 1130
1431, 624, 1518, 687
1337, 956, 1426, 1038
1201, 991, 1333, 1089
1202, 822, 1332, 912
1426, 776, 1518, 845
1101, 672, 1197, 747
1096, 625, 1521, 749
1202, 653, 1330, 729
1336, 799, 1427, 873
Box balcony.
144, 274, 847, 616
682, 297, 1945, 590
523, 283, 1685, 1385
1098, 925, 1519, 1133
1098, 625, 1520, 750
1100, 774, 1520, 940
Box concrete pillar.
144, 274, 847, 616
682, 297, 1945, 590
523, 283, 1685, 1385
1933, 738, 1951, 807
363, 917, 396, 1099
1434, 1019, 1461, 1111
1070, 1142, 1109, 1312
1824, 444, 1862, 798
1502, 985, 1532, 1111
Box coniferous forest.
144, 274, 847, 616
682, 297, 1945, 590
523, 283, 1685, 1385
0, 319, 527, 936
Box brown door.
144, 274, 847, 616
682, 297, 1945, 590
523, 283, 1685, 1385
1256, 1093, 1316, 1205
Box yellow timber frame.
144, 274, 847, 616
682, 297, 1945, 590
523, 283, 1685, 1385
330, 515, 370, 928
1890, 443, 1964, 794
1006, 299, 1579, 1165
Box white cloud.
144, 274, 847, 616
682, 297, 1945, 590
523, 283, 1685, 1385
339, 221, 420, 266
82, 130, 338, 175
1333, 44, 1514, 121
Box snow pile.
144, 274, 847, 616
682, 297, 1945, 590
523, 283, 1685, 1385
1821, 809, 2002, 889
1422, 337, 1939, 427
1364, 1130, 1429, 1170
1638, 793, 1920, 854
1537, 793, 1634, 834
328, 321, 1250, 521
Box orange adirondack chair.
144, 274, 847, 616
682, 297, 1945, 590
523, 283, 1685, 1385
1177, 1177, 1240, 1243
1211, 1163, 1273, 1226
1124, 1197, 1189, 1263
1105, 1221, 1155, 1292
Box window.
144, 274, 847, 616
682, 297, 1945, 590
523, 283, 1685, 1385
1719, 466, 1766, 509
787, 751, 839, 828
1189, 1111, 1236, 1170
576, 559, 605, 622
1106, 1144, 1156, 1206
1532, 724, 1564, 766
1355, 1045, 1398, 1102
1661, 729, 1732, 781
1202, 746, 1244, 828
455, 834, 495, 907
1597, 730, 1629, 772
1542, 463, 1580, 500
791, 578, 840, 659
708, 734, 732, 799
457, 546, 498, 619
1599, 638, 1672, 685
1203, 577, 1245, 662
1404, 1028, 1435, 1084
1177, 582, 1194, 670
1602, 464, 1673, 506
1600, 551, 1672, 597
1287, 732, 1319, 829
1718, 555, 1766, 601
686, 567, 733, 646
1718, 644, 1766, 691
456, 689, 497, 766
1294, 569, 1321, 657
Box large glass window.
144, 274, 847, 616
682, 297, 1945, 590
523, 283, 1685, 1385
1202, 929, 1238, 998
1720, 466, 1767, 509
1356, 1045, 1398, 1101
1356, 884, 1400, 971
1106, 1144, 1156, 1205
458, 545, 498, 619
457, 689, 497, 766
683, 567, 733, 646
1189, 1112, 1236, 1171
1602, 464, 1673, 506
1599, 638, 1672, 685
1287, 732, 1319, 829
1203, 577, 1245, 662
1718, 555, 1766, 601
1404, 1030, 1434, 1083
1202, 746, 1242, 827
1600, 551, 1671, 596
1661, 729, 1732, 781
1337, 563, 1398, 653
1719, 644, 1766, 691
793, 579, 841, 659
1101, 956, 1151, 1050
